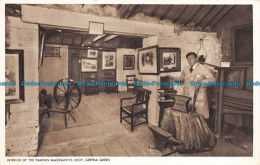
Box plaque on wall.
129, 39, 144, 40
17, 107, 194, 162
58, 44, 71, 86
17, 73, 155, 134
45, 46, 61, 57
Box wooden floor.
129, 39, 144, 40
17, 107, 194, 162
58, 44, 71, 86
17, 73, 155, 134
38, 92, 253, 157
38, 92, 161, 156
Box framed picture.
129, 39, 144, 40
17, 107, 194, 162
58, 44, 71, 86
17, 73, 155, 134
89, 21, 104, 35
82, 59, 97, 72
5, 49, 25, 104
159, 48, 181, 72
45, 46, 61, 57
102, 51, 116, 70
138, 45, 159, 75
123, 55, 135, 70
232, 24, 253, 65
87, 49, 98, 58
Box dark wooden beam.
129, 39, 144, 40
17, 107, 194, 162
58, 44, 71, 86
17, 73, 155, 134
81, 35, 92, 44
151, 5, 160, 17
120, 37, 139, 48
184, 5, 203, 25
173, 5, 189, 23
195, 5, 217, 27
211, 5, 237, 28
101, 5, 106, 8
203, 5, 226, 29
126, 5, 139, 19
160, 5, 172, 20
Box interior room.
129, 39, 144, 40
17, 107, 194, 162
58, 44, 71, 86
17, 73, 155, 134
5, 4, 253, 157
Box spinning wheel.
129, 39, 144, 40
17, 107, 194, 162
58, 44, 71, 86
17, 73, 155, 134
54, 78, 81, 111
42, 78, 81, 128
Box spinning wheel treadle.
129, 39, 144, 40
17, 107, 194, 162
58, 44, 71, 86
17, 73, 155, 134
42, 78, 81, 128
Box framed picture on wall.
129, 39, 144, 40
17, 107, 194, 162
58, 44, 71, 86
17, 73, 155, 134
138, 45, 159, 75
123, 55, 135, 70
159, 48, 181, 72
5, 49, 25, 104
82, 59, 97, 72
102, 51, 116, 70
87, 49, 98, 58
232, 24, 253, 65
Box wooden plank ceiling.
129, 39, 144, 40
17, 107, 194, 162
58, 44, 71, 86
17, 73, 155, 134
40, 4, 237, 49
115, 4, 236, 29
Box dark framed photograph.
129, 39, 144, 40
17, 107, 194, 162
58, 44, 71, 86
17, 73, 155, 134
232, 24, 253, 65
87, 49, 98, 58
5, 49, 25, 104
102, 51, 116, 70
138, 45, 159, 75
159, 47, 181, 72
82, 59, 97, 72
123, 55, 135, 70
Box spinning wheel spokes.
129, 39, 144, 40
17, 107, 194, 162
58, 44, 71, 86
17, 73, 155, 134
54, 78, 81, 111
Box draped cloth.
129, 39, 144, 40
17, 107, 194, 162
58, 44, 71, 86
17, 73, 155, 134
161, 108, 217, 151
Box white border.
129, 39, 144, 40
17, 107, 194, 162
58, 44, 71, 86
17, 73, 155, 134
1, 1, 260, 165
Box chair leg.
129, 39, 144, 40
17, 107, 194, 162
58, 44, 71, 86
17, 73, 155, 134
131, 115, 134, 132
120, 109, 122, 123
145, 112, 148, 124
64, 113, 67, 128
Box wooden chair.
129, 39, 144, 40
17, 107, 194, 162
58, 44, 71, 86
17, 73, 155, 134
126, 75, 136, 93
120, 88, 151, 132
85, 76, 98, 95
104, 70, 118, 94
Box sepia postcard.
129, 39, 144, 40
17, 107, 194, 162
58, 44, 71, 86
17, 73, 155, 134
0, 0, 260, 165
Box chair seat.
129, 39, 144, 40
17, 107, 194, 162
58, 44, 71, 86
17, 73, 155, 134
122, 104, 146, 114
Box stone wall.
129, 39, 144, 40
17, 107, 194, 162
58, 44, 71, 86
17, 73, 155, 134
5, 16, 39, 156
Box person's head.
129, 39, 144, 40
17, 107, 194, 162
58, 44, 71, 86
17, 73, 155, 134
186, 52, 197, 67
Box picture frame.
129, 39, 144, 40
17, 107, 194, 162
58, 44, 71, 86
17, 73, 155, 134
87, 49, 98, 58
159, 47, 181, 72
138, 45, 159, 75
102, 51, 116, 70
81, 59, 97, 72
231, 24, 253, 65
45, 46, 61, 57
123, 55, 135, 70
89, 21, 104, 35
5, 49, 25, 104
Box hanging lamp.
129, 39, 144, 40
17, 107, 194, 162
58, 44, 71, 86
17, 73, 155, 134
197, 37, 207, 63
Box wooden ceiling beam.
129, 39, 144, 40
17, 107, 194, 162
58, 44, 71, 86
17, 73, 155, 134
195, 5, 217, 27
151, 5, 160, 17
211, 5, 237, 28
184, 5, 203, 25
81, 35, 92, 44
103, 35, 118, 43
173, 5, 189, 23
92, 34, 106, 43
160, 5, 172, 20
119, 37, 139, 48
203, 5, 226, 29
126, 5, 139, 19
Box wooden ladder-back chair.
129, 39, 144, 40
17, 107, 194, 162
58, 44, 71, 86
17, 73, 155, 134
120, 88, 151, 132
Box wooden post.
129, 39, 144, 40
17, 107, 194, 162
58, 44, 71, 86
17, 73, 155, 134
217, 69, 225, 137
